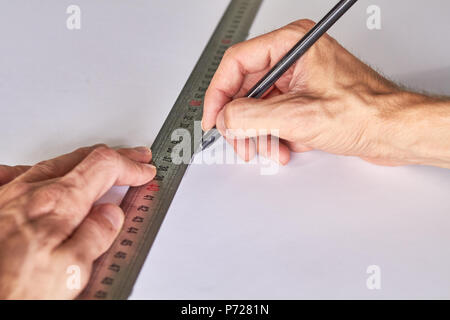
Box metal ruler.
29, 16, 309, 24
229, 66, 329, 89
79, 0, 262, 300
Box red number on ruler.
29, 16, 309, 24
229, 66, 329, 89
146, 183, 159, 191
189, 99, 202, 106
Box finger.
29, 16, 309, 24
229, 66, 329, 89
62, 146, 156, 209
56, 203, 124, 263
360, 157, 407, 167
224, 136, 257, 162
256, 136, 291, 165
18, 144, 104, 182
26, 146, 155, 248
218, 119, 290, 165
0, 165, 31, 185
216, 110, 257, 162
263, 87, 283, 100
202, 27, 301, 131
19, 145, 152, 183
284, 140, 314, 153
116, 146, 152, 163
216, 96, 294, 140
224, 134, 291, 165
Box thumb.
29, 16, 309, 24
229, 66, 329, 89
58, 203, 124, 263
216, 96, 290, 140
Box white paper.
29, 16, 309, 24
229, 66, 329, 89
0, 0, 449, 299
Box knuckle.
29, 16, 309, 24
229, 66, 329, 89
71, 249, 93, 266
74, 144, 106, 155
280, 19, 316, 38
294, 19, 316, 30
8, 181, 32, 196
36, 182, 67, 200
223, 44, 239, 58
90, 143, 108, 149
26, 182, 68, 217
33, 160, 58, 178
89, 145, 119, 164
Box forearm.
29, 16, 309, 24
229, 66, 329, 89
375, 91, 450, 168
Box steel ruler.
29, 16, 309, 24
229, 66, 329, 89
79, 0, 262, 299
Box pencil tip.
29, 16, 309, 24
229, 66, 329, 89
201, 136, 216, 151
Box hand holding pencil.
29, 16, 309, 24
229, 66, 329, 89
202, 17, 450, 168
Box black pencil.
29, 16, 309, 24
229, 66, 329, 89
200, 0, 359, 152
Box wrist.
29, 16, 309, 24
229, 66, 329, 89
373, 90, 450, 168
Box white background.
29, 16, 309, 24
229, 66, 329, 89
0, 0, 449, 299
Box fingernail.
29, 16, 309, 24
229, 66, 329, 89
202, 119, 212, 132
134, 146, 151, 154
102, 209, 123, 230
145, 164, 157, 172
201, 119, 206, 131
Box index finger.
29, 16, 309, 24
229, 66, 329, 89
18, 145, 152, 183
61, 146, 156, 215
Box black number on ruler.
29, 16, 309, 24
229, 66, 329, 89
143, 194, 154, 200
94, 291, 107, 299
132, 216, 144, 223
109, 264, 120, 272
101, 277, 114, 285
114, 251, 127, 259
137, 205, 149, 212
127, 227, 138, 234
121, 239, 133, 246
